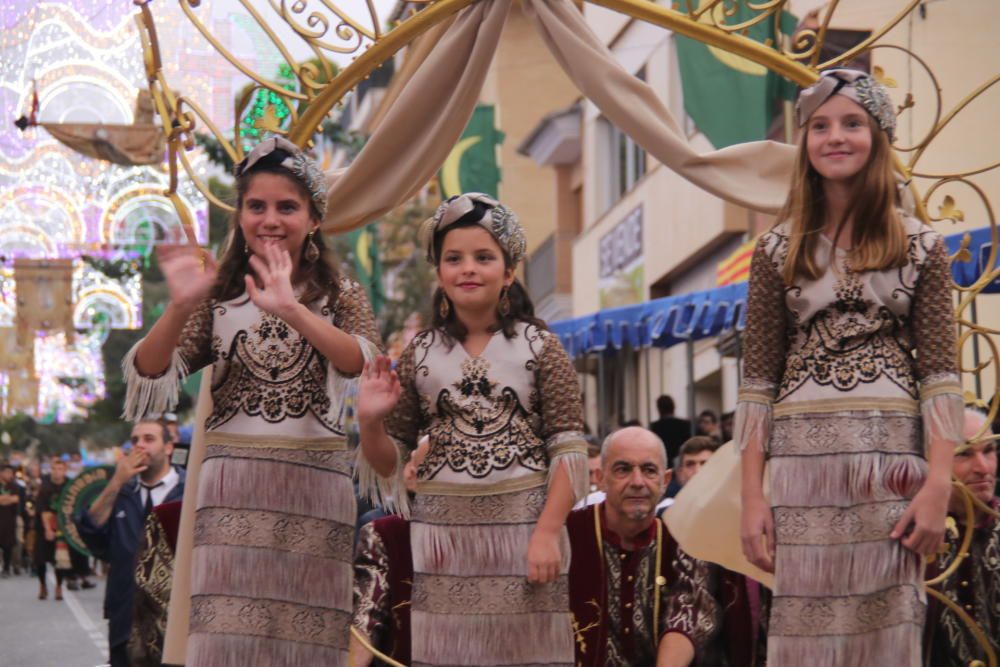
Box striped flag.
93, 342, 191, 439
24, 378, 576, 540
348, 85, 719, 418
716, 237, 757, 286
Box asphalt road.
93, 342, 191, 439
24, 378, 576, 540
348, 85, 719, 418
0, 568, 109, 667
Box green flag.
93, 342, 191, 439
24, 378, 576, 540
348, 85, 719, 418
674, 4, 797, 148
346, 224, 384, 314
439, 104, 504, 198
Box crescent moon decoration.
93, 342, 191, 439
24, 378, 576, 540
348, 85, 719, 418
701, 1, 767, 76
440, 135, 483, 199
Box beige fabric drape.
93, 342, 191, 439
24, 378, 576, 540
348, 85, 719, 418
662, 442, 775, 588
161, 371, 212, 665
43, 123, 164, 166
523, 0, 796, 214
322, 0, 513, 232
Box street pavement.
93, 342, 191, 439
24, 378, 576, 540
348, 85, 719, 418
0, 569, 109, 667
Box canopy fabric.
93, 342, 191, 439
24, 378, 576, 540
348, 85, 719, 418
552, 226, 999, 357
42, 123, 163, 166
321, 0, 803, 233
550, 283, 748, 357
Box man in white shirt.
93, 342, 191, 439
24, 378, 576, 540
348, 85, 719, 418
75, 419, 186, 667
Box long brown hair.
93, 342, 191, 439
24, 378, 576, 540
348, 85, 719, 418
213, 162, 341, 306
430, 216, 546, 344
779, 118, 908, 284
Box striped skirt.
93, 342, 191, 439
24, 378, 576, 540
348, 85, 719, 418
186, 434, 355, 667
767, 412, 927, 666
410, 475, 575, 666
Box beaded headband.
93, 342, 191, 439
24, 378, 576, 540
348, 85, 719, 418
234, 137, 327, 218
422, 193, 527, 266
795, 69, 897, 142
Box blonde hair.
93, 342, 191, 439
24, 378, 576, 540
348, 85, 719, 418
779, 118, 908, 285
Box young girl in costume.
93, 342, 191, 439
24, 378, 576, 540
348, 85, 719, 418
737, 70, 963, 665
123, 137, 381, 666
357, 193, 588, 666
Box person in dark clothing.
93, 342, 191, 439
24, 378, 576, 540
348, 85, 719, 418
648, 395, 692, 466
76, 419, 185, 667
0, 463, 24, 576
35, 458, 72, 600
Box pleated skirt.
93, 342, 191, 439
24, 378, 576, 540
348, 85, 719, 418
409, 483, 575, 667
186, 437, 355, 667
767, 411, 927, 666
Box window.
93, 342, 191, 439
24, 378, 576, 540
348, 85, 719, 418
607, 122, 647, 204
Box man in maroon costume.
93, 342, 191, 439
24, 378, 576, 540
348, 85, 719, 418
567, 426, 757, 666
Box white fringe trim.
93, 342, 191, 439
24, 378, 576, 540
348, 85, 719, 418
354, 439, 409, 519
327, 334, 378, 431
121, 338, 189, 421
547, 450, 589, 504
734, 399, 773, 453
920, 391, 964, 452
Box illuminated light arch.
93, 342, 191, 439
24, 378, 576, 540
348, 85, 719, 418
0, 185, 86, 247
0, 225, 59, 258
101, 187, 196, 247
74, 288, 138, 330
38, 73, 135, 124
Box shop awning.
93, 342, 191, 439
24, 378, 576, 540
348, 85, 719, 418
552, 226, 998, 357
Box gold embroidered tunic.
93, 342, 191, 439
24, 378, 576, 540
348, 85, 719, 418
124, 278, 381, 667
736, 218, 963, 666
361, 323, 588, 667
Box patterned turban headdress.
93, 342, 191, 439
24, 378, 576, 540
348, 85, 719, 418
795, 69, 897, 142
422, 193, 527, 266
234, 136, 327, 218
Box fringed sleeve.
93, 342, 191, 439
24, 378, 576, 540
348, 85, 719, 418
356, 337, 421, 518
537, 330, 589, 503
351, 522, 392, 646
912, 236, 964, 450
328, 278, 384, 430
121, 299, 214, 420
735, 236, 788, 453
662, 544, 720, 653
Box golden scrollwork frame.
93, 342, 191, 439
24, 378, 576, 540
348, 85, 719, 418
135, 1, 997, 662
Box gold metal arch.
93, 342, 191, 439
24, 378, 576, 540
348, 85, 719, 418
136, 1, 998, 663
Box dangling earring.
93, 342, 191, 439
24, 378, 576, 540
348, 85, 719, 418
244, 242, 250, 255
305, 230, 320, 263
439, 291, 451, 319
498, 285, 511, 318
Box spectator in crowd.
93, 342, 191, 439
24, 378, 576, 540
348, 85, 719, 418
76, 419, 186, 667
34, 458, 72, 600
720, 411, 734, 443
657, 437, 721, 513
67, 452, 84, 479
924, 408, 998, 665
566, 426, 756, 666
0, 463, 24, 576
351, 514, 413, 666
649, 395, 691, 465
576, 437, 606, 508
695, 410, 721, 441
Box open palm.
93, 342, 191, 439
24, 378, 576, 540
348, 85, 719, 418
357, 356, 401, 423
158, 245, 218, 310
245, 244, 299, 319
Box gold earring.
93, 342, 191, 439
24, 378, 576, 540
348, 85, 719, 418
498, 285, 511, 317
305, 230, 320, 263
439, 292, 450, 319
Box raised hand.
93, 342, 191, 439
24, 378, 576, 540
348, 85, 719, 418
158, 245, 218, 311
245, 243, 300, 320
112, 448, 149, 486
357, 356, 401, 425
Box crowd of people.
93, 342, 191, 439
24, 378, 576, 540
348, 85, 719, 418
2, 68, 1000, 666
